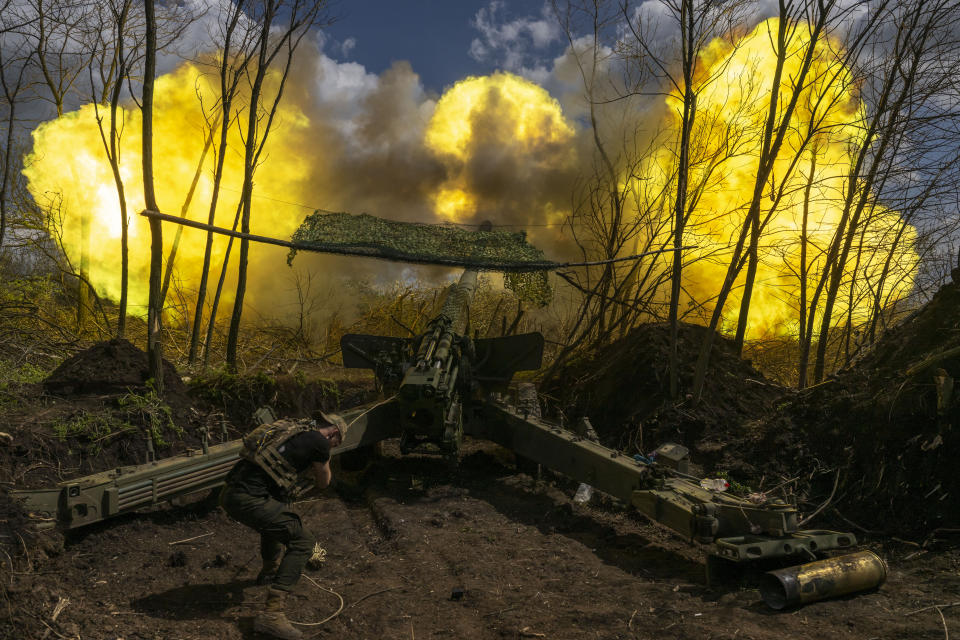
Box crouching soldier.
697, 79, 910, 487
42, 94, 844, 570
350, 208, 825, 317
221, 412, 345, 640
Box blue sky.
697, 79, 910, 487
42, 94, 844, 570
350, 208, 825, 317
322, 1, 564, 92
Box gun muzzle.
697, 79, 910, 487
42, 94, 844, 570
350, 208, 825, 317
759, 550, 886, 609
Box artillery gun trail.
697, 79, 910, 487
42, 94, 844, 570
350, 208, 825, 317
11, 210, 884, 609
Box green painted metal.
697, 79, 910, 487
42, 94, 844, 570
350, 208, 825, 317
10, 399, 401, 530
9, 264, 856, 572
469, 397, 854, 561
471, 398, 656, 502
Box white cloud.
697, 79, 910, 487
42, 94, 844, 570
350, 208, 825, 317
314, 28, 362, 64
316, 56, 378, 97
536, 34, 620, 124
158, 0, 250, 71
312, 53, 380, 139
468, 1, 563, 74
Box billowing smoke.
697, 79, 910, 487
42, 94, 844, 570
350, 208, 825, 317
20, 11, 920, 340
23, 41, 586, 322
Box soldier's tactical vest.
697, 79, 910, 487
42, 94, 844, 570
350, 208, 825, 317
239, 418, 317, 499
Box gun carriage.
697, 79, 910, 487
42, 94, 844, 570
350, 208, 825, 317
11, 211, 880, 607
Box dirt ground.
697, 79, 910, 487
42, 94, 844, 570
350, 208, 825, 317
2, 439, 959, 640
3, 303, 960, 640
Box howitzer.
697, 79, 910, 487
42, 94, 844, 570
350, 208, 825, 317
334, 267, 864, 581
11, 214, 880, 605
12, 268, 860, 574
341, 268, 544, 457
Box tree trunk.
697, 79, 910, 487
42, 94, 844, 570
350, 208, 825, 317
224, 52, 266, 371
733, 16, 791, 354
142, 0, 163, 392
669, 0, 696, 400
188, 1, 248, 365
202, 201, 244, 366
160, 125, 216, 306
796, 148, 817, 388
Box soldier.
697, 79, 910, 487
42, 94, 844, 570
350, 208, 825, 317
221, 413, 345, 640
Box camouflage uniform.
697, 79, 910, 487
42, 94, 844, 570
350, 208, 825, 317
221, 430, 331, 640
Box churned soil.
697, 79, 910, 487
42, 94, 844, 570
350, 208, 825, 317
542, 302, 960, 539
3, 291, 960, 639
0, 339, 376, 491
540, 323, 785, 459
773, 281, 960, 536
0, 337, 203, 493
1, 441, 957, 640
44, 339, 186, 397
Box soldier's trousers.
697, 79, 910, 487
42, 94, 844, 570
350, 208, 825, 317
220, 486, 314, 592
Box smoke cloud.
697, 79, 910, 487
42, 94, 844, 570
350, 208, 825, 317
18, 4, 923, 341
22, 34, 590, 325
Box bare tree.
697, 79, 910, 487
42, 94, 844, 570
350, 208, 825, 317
142, 0, 162, 388
0, 28, 33, 249
809, 0, 960, 383
620, 0, 750, 398
81, 0, 197, 336
84, 0, 142, 337
222, 0, 331, 372
547, 0, 960, 392
547, 0, 673, 373
548, 0, 748, 389
21, 0, 86, 117
189, 0, 258, 365
688, 0, 878, 400
11, 0, 90, 326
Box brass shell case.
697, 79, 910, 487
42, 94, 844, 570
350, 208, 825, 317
760, 551, 887, 610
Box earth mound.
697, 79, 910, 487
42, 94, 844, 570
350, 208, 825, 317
2, 340, 198, 492
541, 323, 785, 464
43, 338, 185, 395
542, 312, 958, 538
777, 280, 960, 536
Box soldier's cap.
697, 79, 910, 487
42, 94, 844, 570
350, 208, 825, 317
315, 410, 347, 441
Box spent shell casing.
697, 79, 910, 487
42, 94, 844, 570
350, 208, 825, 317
760, 550, 887, 609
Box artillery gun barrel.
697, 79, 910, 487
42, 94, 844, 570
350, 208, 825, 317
395, 268, 478, 449
440, 269, 478, 331
430, 269, 478, 366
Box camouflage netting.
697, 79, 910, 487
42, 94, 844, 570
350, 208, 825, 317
287, 211, 552, 306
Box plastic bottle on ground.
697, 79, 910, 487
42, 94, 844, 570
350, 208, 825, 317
573, 483, 594, 503
699, 478, 730, 492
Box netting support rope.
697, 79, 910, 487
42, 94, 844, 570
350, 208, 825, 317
139, 209, 695, 272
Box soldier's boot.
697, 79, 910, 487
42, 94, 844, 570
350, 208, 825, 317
253, 587, 302, 640
256, 550, 284, 585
